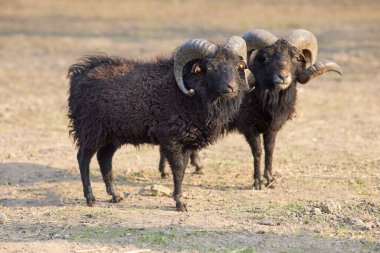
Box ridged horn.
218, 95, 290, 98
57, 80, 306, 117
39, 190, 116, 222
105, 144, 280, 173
297, 60, 343, 84
283, 29, 318, 65
173, 39, 218, 97
242, 29, 278, 53
224, 36, 248, 63
223, 36, 255, 92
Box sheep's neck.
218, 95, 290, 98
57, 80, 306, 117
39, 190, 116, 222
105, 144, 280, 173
257, 82, 297, 131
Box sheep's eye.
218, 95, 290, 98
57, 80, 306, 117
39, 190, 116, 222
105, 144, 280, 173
192, 63, 202, 74
237, 61, 247, 70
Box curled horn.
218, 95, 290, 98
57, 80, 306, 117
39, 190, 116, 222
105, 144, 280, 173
284, 29, 342, 83
242, 29, 278, 53
297, 60, 343, 84
224, 36, 255, 91
224, 36, 248, 63
173, 39, 217, 97
283, 29, 318, 66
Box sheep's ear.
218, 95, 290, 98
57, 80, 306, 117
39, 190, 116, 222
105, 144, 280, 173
182, 59, 201, 76
302, 49, 313, 68
191, 62, 202, 74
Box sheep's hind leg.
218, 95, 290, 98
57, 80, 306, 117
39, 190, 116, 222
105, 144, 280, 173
159, 146, 170, 179
97, 143, 123, 203
263, 131, 277, 189
77, 148, 96, 206
163, 146, 190, 212
190, 150, 204, 175
244, 132, 264, 190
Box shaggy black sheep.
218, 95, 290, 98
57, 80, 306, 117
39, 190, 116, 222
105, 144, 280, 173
158, 29, 343, 190
67, 37, 250, 211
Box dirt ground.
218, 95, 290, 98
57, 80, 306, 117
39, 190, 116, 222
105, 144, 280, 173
1, 0, 380, 252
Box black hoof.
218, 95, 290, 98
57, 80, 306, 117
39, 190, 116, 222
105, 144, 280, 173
176, 202, 188, 212
161, 173, 170, 179
253, 180, 263, 190
193, 169, 205, 175
86, 196, 96, 207
110, 196, 123, 203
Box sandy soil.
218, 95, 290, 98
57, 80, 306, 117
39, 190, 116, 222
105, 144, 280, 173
0, 0, 380, 252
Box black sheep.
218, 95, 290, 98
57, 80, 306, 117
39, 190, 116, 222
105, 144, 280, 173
67, 37, 250, 211
159, 29, 342, 190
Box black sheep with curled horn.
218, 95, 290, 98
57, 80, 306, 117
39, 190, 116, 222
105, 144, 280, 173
67, 36, 251, 211
242, 29, 342, 189
158, 29, 342, 190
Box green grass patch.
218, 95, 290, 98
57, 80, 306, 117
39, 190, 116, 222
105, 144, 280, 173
70, 226, 218, 249
336, 225, 352, 237
355, 179, 365, 188
69, 226, 141, 241
137, 231, 174, 246
245, 207, 266, 220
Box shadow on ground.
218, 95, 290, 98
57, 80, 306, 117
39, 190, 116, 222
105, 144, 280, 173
0, 162, 77, 186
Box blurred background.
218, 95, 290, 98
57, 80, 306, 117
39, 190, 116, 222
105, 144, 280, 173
0, 0, 379, 252
1, 0, 379, 162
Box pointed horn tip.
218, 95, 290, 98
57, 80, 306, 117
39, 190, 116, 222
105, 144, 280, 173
325, 60, 343, 76
244, 86, 255, 93
335, 68, 343, 76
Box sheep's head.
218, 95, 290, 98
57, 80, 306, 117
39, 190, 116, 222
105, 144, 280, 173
173, 37, 252, 99
252, 39, 308, 90
243, 29, 342, 91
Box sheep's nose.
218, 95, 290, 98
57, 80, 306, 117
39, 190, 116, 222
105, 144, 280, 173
222, 85, 233, 93
222, 81, 236, 93
273, 70, 291, 86
278, 72, 289, 81
227, 83, 234, 92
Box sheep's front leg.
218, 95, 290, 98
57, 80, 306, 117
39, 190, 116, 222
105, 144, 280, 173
162, 146, 190, 212
263, 131, 277, 188
158, 146, 170, 179
244, 132, 263, 190
190, 150, 204, 175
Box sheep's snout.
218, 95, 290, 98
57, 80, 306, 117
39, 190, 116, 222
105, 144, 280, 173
273, 70, 292, 90
226, 80, 237, 92
220, 80, 238, 97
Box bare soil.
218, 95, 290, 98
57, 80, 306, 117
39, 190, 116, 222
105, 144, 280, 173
0, 0, 379, 252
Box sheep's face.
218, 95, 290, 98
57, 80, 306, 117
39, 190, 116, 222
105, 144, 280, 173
183, 48, 248, 101
251, 39, 307, 91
